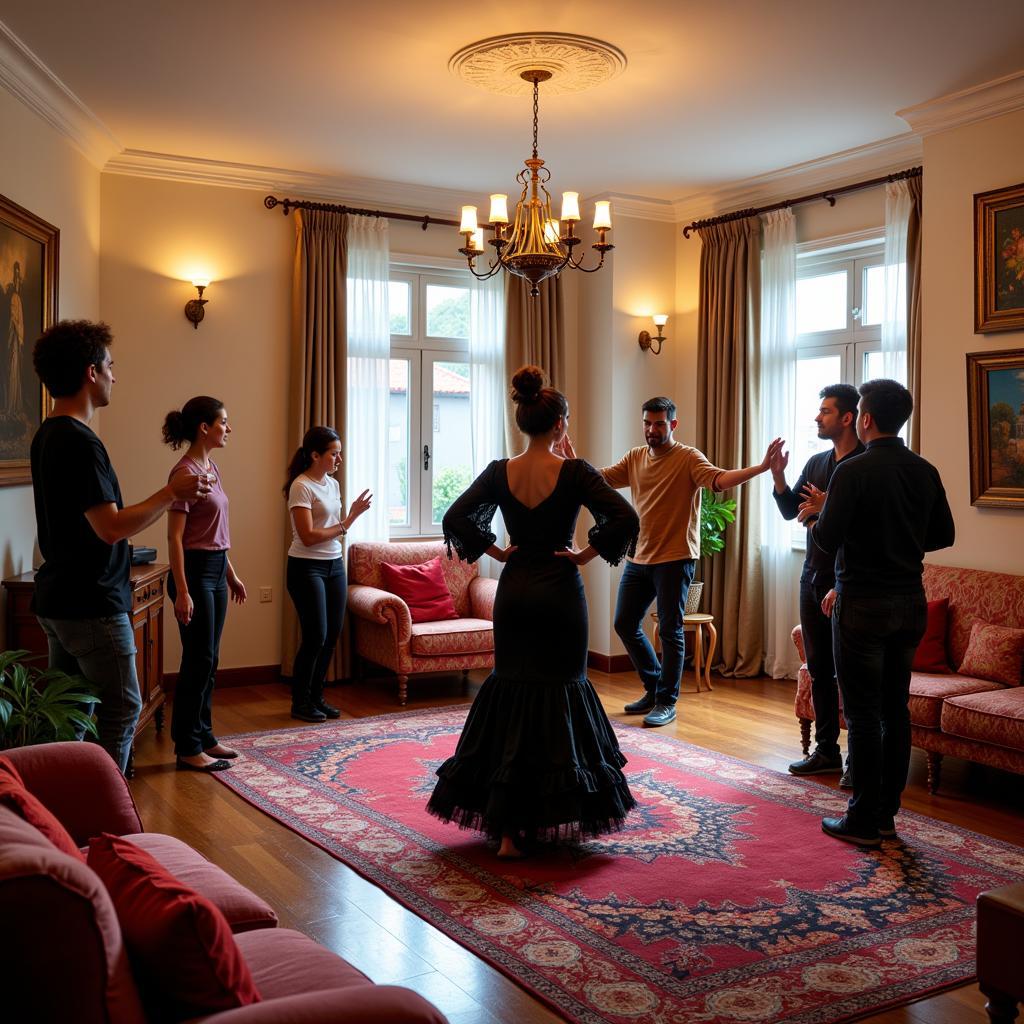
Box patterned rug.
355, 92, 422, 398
216, 708, 1024, 1024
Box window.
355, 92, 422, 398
388, 267, 475, 536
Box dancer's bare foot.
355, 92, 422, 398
497, 835, 525, 859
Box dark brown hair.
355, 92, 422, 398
858, 379, 913, 434
162, 396, 225, 450
284, 425, 341, 495
510, 365, 568, 436
32, 320, 112, 398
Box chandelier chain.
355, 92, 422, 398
532, 78, 539, 159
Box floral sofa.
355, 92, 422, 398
0, 741, 447, 1023
347, 540, 497, 705
792, 563, 1024, 793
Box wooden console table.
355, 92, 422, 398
2, 564, 170, 772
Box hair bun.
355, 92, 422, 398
511, 365, 546, 405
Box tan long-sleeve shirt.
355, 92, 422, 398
602, 442, 723, 564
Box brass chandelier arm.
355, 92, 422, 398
565, 246, 614, 273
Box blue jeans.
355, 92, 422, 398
168, 550, 228, 756
832, 591, 928, 827
286, 556, 346, 708
37, 613, 141, 774
614, 558, 696, 706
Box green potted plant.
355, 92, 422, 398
0, 649, 99, 749
687, 488, 737, 612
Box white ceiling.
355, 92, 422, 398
3, 0, 1024, 203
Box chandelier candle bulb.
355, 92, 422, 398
470, 227, 485, 252
489, 194, 509, 224
593, 201, 612, 230
561, 192, 581, 222
460, 205, 479, 234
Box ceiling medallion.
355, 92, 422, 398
449, 32, 626, 96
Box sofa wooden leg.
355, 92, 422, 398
981, 986, 1019, 1023
926, 751, 943, 794
799, 718, 812, 757
397, 675, 408, 706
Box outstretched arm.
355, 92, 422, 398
714, 438, 785, 491
85, 471, 209, 545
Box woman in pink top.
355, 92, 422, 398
162, 396, 246, 772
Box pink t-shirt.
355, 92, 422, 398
169, 456, 231, 551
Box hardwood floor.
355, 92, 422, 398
129, 669, 1023, 1023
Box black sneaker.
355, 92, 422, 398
291, 705, 326, 723
314, 701, 342, 719
788, 749, 843, 776
821, 814, 881, 847
878, 815, 898, 838
642, 704, 677, 727
624, 694, 657, 715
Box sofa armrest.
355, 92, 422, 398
791, 624, 807, 664
347, 584, 413, 644
1, 741, 143, 843
468, 576, 498, 621
206, 986, 449, 1023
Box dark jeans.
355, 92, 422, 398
168, 550, 228, 757
832, 590, 927, 827
800, 579, 842, 758
287, 556, 346, 708
614, 558, 696, 706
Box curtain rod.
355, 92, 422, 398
681, 166, 922, 239
263, 195, 460, 230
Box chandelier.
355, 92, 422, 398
453, 37, 622, 297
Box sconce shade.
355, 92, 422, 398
638, 313, 667, 355
653, 313, 668, 328
184, 282, 209, 330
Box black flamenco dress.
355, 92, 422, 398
426, 458, 640, 842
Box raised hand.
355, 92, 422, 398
769, 443, 790, 480
554, 433, 577, 460
760, 437, 786, 472
347, 489, 373, 523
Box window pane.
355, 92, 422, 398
862, 265, 885, 326
864, 349, 885, 381
425, 285, 470, 338
796, 271, 847, 334
389, 280, 411, 335
431, 361, 472, 525
388, 359, 410, 526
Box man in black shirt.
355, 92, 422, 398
809, 379, 954, 846
31, 320, 208, 773
771, 384, 864, 783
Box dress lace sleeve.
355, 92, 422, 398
442, 461, 500, 563
576, 460, 639, 566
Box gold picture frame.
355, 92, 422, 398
974, 180, 1024, 334
967, 347, 1024, 508
0, 192, 58, 487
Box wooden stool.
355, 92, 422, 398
978, 882, 1024, 1022
649, 612, 717, 693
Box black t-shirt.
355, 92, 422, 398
30, 416, 131, 618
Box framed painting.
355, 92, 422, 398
975, 181, 1024, 333
967, 348, 1024, 508
0, 193, 58, 487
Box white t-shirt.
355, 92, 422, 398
287, 473, 343, 559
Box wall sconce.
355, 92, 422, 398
638, 314, 668, 355
184, 279, 210, 329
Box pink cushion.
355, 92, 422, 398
121, 833, 278, 933
913, 598, 951, 673
958, 622, 1024, 687
88, 833, 261, 1019
380, 557, 459, 624
941, 687, 1024, 753
908, 673, 1003, 729
0, 757, 86, 861
409, 617, 494, 656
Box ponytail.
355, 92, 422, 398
283, 425, 341, 496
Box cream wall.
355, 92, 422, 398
0, 88, 100, 643
921, 109, 1024, 574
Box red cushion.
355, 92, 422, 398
88, 833, 261, 1018
380, 556, 459, 623
913, 598, 951, 674
0, 756, 86, 861
958, 621, 1024, 687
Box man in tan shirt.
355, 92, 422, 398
602, 397, 783, 726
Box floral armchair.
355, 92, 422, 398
346, 541, 497, 705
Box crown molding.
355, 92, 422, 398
897, 69, 1024, 138
584, 191, 678, 223
0, 18, 120, 167
672, 132, 922, 227
105, 149, 480, 219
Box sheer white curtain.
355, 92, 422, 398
881, 180, 911, 384
759, 209, 801, 678
345, 215, 390, 542
468, 273, 506, 577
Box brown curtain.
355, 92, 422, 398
906, 175, 923, 452
503, 275, 565, 454
696, 216, 764, 677
281, 209, 349, 681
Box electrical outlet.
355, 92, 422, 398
259, 586, 272, 603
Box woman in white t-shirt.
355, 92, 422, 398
283, 426, 372, 721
